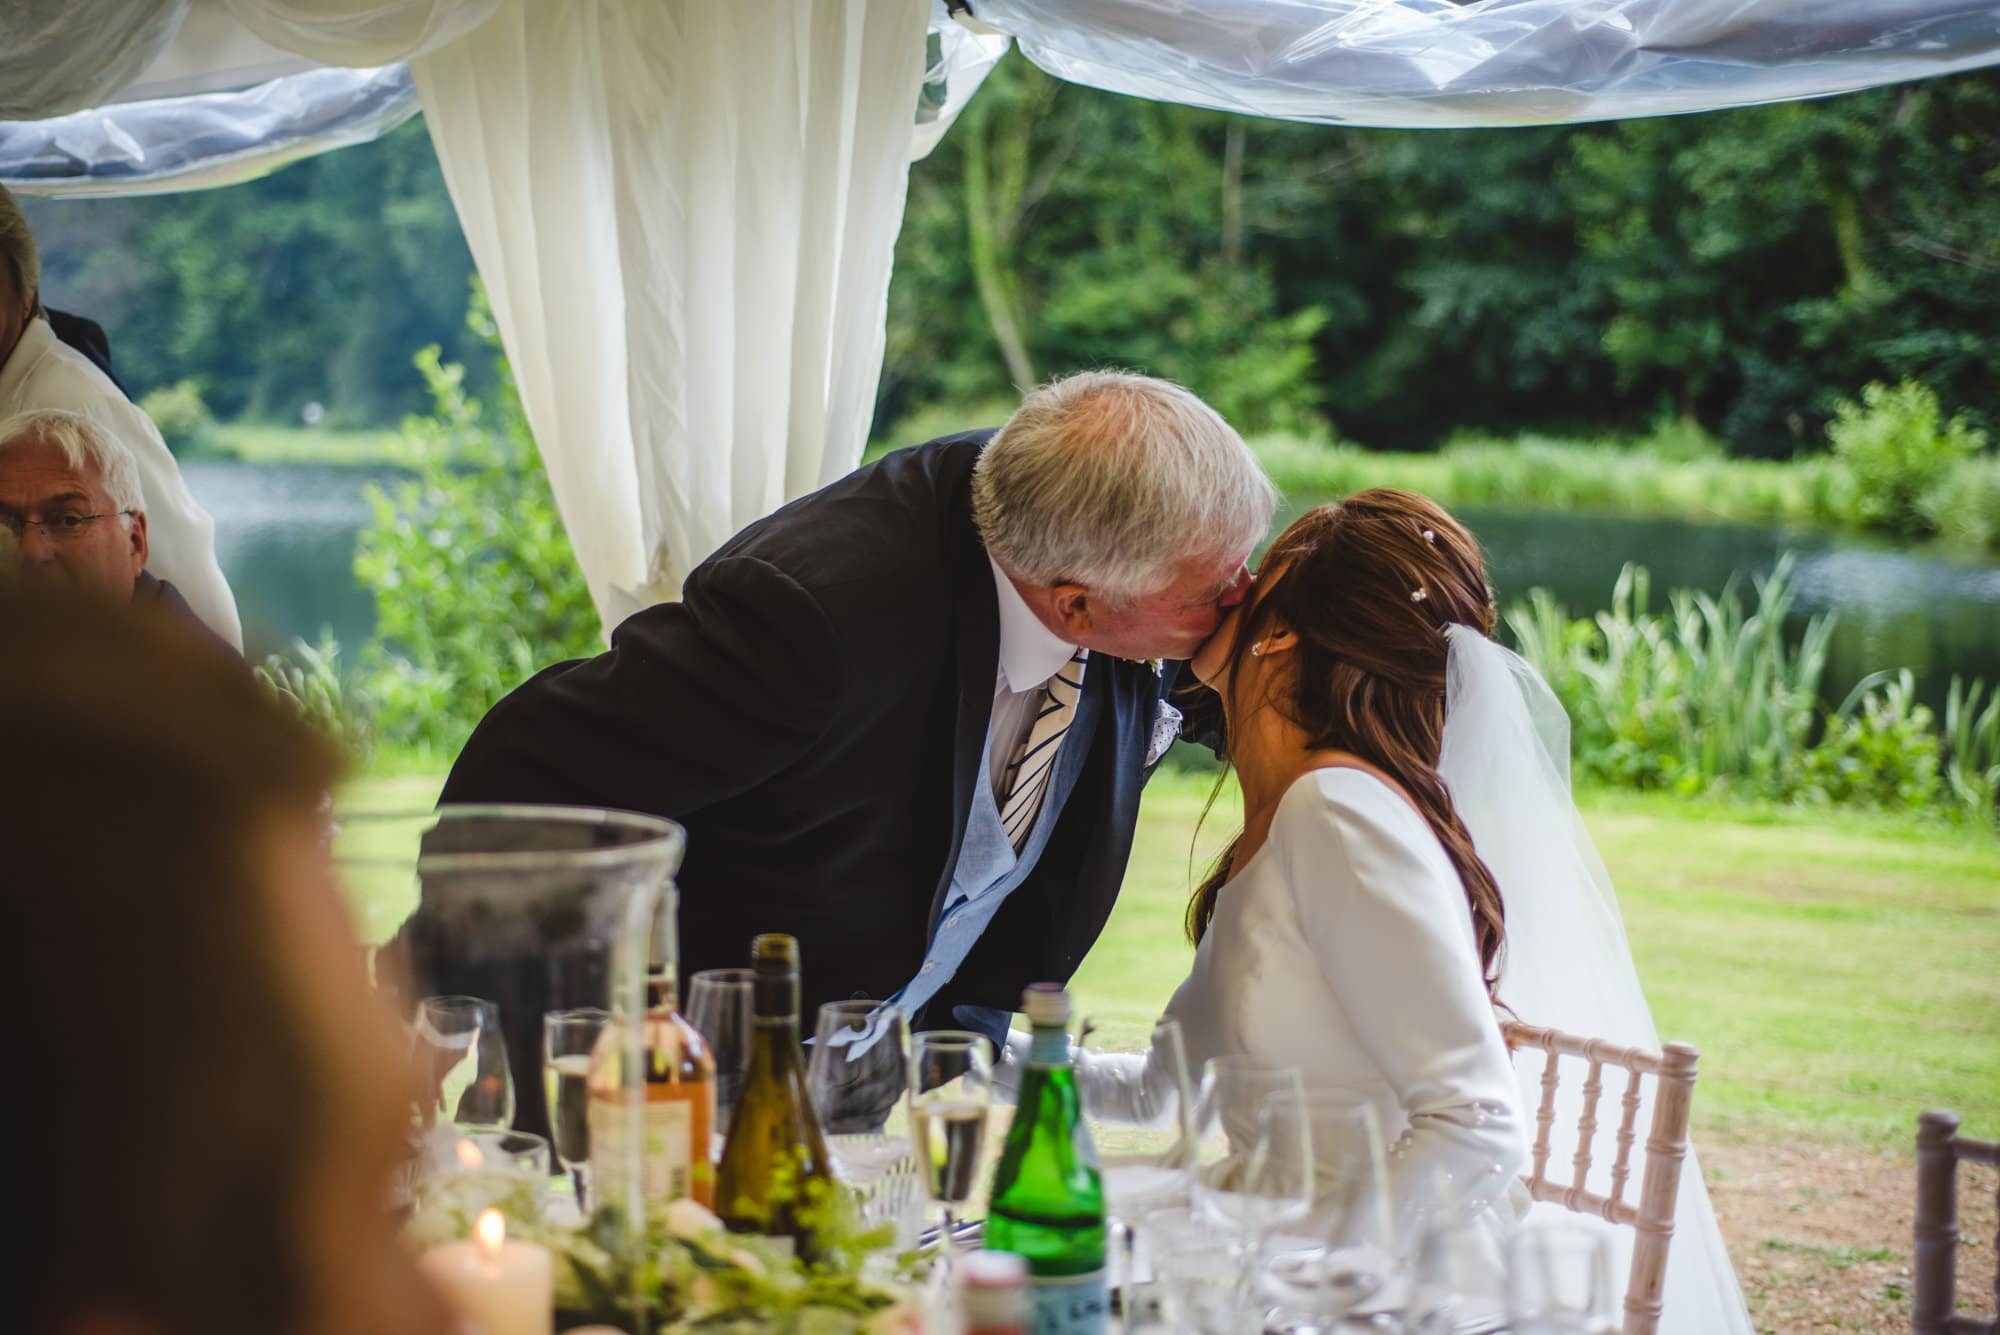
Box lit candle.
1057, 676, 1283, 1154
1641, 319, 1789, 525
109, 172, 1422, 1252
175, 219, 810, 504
419, 1208, 554, 1335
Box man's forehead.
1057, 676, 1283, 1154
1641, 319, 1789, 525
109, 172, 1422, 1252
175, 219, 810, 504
0, 440, 103, 503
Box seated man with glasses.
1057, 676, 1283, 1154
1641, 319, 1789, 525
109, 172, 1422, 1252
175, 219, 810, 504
0, 407, 229, 649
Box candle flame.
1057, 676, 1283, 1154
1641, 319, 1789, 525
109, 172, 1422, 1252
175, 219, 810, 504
475, 1207, 506, 1255
455, 1138, 484, 1170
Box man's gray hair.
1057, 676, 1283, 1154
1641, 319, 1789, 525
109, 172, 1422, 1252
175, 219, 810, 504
972, 371, 1275, 605
0, 409, 145, 514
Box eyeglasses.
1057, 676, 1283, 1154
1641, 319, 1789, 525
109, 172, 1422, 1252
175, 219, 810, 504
0, 510, 136, 543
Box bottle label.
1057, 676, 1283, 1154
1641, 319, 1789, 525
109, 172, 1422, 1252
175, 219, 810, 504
1028, 1269, 1107, 1335
590, 1095, 702, 1205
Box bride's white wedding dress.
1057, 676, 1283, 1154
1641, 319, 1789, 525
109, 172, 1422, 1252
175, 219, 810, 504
1022, 629, 1752, 1333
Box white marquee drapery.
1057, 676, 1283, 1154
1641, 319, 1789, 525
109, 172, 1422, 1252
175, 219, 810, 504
2, 0, 1996, 630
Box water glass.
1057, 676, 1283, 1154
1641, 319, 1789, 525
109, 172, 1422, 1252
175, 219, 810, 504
685, 968, 754, 1149
412, 995, 515, 1130
1145, 1205, 1246, 1334
1506, 1220, 1621, 1333
1256, 1093, 1391, 1330
543, 1007, 609, 1210
417, 1127, 551, 1219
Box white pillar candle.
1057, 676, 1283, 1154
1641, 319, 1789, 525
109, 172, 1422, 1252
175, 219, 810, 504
419, 1208, 554, 1335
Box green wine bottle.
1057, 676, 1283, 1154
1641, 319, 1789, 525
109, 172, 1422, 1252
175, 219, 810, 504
985, 983, 1108, 1335
714, 934, 833, 1255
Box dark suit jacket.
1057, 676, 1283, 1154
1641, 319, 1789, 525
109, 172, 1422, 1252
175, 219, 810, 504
441, 432, 1221, 1032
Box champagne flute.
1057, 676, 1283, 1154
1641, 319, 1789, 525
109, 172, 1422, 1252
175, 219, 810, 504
809, 1001, 915, 1188
543, 1007, 609, 1213
909, 1030, 994, 1287
412, 995, 514, 1130
1076, 1017, 1195, 1317
1506, 1220, 1620, 1333
686, 968, 754, 1153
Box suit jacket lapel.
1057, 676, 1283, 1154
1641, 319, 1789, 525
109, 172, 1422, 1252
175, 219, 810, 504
931, 511, 999, 928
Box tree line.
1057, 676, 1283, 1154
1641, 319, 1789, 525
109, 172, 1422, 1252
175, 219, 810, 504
20, 62, 1999, 455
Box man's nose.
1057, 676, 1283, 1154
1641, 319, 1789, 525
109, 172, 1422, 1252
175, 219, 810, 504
16, 524, 60, 563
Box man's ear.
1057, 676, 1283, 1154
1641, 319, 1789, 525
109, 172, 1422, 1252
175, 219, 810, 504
1049, 582, 1095, 640
126, 509, 148, 575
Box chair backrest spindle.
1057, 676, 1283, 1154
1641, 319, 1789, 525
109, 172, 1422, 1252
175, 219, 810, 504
1503, 1020, 1701, 1335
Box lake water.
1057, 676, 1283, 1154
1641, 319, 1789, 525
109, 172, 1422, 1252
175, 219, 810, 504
182, 460, 2000, 710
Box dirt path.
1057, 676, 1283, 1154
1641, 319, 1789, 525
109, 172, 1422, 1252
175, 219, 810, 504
1704, 1137, 1996, 1333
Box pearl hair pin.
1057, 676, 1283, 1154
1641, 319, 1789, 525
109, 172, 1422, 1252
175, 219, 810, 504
1410, 587, 1429, 602
1422, 529, 1436, 544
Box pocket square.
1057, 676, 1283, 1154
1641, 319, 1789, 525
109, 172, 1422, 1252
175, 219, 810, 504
1145, 700, 1184, 767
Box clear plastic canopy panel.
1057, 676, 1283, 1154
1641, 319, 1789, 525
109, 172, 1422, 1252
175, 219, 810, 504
970, 0, 2000, 127
0, 8, 1005, 197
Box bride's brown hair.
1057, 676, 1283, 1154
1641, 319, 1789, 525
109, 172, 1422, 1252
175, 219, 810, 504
1186, 488, 1507, 993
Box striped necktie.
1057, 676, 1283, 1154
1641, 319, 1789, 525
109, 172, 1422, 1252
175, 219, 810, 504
999, 648, 1088, 851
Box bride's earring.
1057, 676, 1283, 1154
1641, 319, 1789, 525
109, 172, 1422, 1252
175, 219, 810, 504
1249, 642, 1264, 657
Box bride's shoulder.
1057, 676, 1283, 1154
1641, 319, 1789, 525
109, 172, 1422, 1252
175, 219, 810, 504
1270, 762, 1439, 855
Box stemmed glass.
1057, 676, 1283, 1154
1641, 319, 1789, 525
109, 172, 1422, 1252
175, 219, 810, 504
543, 1007, 609, 1213
1257, 1093, 1391, 1332
686, 968, 754, 1154
1076, 1017, 1195, 1318
909, 1030, 994, 1290
810, 1001, 916, 1190
1506, 1221, 1620, 1333
411, 995, 515, 1130
1190, 1057, 1311, 1235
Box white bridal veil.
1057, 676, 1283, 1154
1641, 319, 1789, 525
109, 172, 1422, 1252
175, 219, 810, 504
1438, 626, 1753, 1334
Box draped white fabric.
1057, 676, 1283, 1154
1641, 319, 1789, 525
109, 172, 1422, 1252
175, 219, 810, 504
969, 0, 2000, 127
220, 0, 500, 68
409, 0, 934, 626
0, 0, 187, 120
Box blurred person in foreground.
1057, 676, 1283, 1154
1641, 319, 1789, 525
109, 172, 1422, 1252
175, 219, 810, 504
0, 408, 228, 651
11, 588, 453, 1335
0, 182, 239, 646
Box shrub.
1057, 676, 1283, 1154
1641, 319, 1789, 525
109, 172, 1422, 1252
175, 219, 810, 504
1798, 671, 1942, 810
1919, 454, 2000, 552
1827, 380, 1987, 536
139, 378, 214, 455
352, 290, 599, 760
1506, 556, 1832, 799
1943, 677, 2000, 826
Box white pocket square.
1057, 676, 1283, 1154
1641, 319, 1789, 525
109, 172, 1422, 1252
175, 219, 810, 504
1145, 700, 1184, 767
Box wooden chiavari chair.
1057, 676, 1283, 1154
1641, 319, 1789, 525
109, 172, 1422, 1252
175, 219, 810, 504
1502, 1020, 1701, 1335
1914, 1109, 1999, 1335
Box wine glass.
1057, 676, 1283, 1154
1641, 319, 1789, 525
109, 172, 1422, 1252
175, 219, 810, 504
686, 968, 754, 1152
543, 1007, 608, 1213
1144, 1205, 1243, 1334
909, 1030, 994, 1289
1190, 1057, 1311, 1236
1076, 1017, 1195, 1313
810, 1001, 916, 1197
1256, 1092, 1391, 1332
412, 995, 514, 1130
1506, 1220, 1620, 1333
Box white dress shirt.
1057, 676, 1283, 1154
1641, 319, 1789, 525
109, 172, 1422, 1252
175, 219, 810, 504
0, 317, 242, 647
986, 554, 1078, 800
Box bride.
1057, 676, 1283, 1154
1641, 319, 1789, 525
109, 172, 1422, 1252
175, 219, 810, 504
1020, 488, 1750, 1331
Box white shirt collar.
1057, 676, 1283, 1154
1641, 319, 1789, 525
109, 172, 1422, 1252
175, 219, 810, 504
0, 315, 54, 406
989, 555, 1076, 694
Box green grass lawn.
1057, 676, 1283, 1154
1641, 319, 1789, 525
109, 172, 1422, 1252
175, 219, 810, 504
342, 767, 1997, 1150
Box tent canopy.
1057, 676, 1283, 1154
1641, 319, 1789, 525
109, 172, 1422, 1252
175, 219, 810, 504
4, 0, 1996, 629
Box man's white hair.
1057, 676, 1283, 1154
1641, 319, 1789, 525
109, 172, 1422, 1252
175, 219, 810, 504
972, 370, 1275, 605
0, 409, 146, 515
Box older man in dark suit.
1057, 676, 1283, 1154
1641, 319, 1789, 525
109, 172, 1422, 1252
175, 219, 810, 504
441, 371, 1274, 1048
